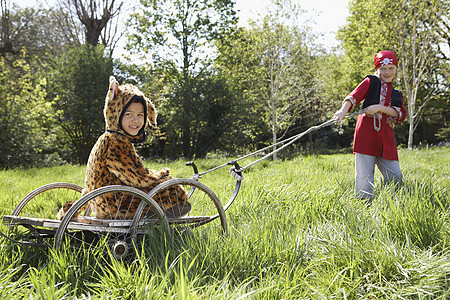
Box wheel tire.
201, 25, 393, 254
12, 182, 83, 217
54, 185, 169, 261
132, 178, 227, 235
6, 183, 82, 248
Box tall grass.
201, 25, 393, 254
0, 147, 448, 299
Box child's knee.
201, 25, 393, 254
387, 169, 402, 183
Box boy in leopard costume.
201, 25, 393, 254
58, 76, 187, 220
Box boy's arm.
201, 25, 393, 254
392, 96, 407, 123
334, 77, 371, 124
364, 104, 399, 117
334, 100, 352, 124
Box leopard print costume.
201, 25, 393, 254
57, 76, 187, 220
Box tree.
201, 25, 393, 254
48, 44, 113, 164
0, 2, 123, 167
1, 5, 82, 58
127, 0, 238, 158
0, 49, 51, 168
216, 1, 321, 159
383, 0, 447, 149
55, 0, 126, 52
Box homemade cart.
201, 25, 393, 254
1, 161, 243, 260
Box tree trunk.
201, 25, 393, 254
0, 1, 17, 55
181, 33, 192, 158
406, 80, 415, 150
272, 102, 277, 161
71, 0, 116, 46
408, 113, 414, 150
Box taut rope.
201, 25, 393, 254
193, 113, 361, 180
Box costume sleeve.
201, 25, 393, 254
389, 95, 407, 125
342, 77, 371, 111
105, 137, 172, 188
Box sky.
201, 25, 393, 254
13, 0, 350, 50
234, 0, 350, 48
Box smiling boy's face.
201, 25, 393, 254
378, 65, 397, 83
121, 102, 145, 136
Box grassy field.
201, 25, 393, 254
0, 147, 448, 299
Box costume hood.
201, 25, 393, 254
104, 76, 157, 142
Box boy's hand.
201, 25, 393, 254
364, 105, 382, 116
334, 99, 352, 124
333, 109, 347, 124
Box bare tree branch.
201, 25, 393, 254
54, 0, 126, 47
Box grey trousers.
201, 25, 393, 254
355, 153, 403, 199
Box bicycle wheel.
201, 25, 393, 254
4, 183, 82, 248
132, 178, 227, 235
54, 185, 169, 260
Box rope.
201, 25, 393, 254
236, 118, 335, 172
197, 113, 361, 177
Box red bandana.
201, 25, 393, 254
374, 51, 398, 70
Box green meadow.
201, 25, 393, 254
0, 147, 448, 299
